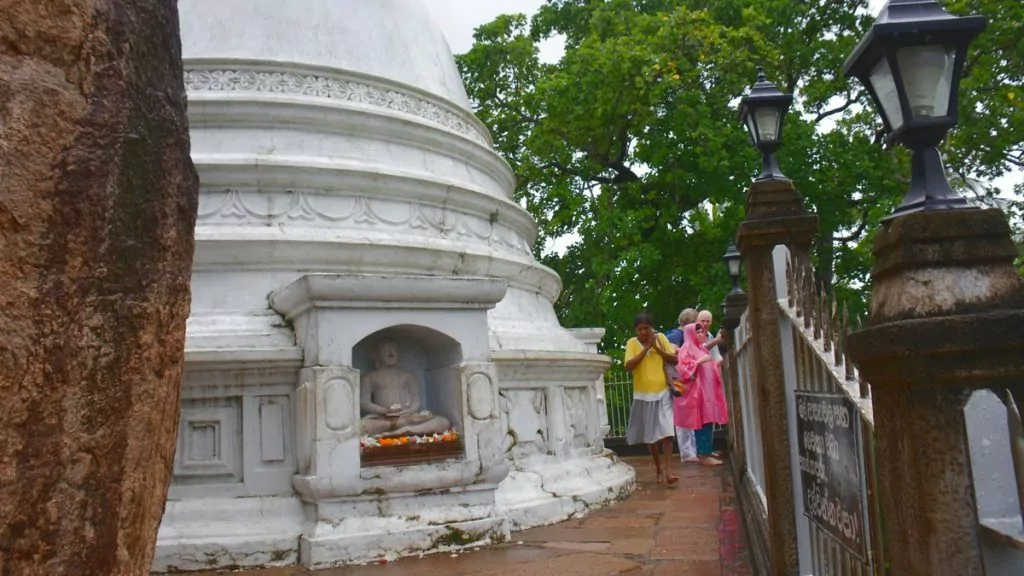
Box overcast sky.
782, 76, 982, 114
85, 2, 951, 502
426, 0, 564, 61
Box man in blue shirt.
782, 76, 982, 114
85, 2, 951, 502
665, 308, 696, 347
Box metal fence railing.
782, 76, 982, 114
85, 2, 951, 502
782, 256, 883, 576
603, 366, 633, 439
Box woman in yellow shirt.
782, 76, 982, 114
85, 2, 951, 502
624, 312, 678, 485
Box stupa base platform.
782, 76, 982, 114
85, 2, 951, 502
152, 451, 635, 572
495, 450, 636, 531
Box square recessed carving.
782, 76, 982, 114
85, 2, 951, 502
188, 421, 221, 461
174, 400, 242, 481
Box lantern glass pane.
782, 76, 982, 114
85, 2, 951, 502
869, 57, 903, 131
727, 257, 742, 278
897, 44, 955, 119
754, 106, 781, 141
743, 110, 758, 144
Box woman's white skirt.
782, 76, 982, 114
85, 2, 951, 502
626, 389, 674, 445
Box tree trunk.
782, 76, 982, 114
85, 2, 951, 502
0, 1, 198, 574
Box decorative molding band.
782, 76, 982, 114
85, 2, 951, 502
195, 189, 534, 257
184, 69, 490, 146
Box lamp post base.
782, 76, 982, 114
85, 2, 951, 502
884, 145, 976, 222
755, 150, 787, 182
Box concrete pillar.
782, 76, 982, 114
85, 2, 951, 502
847, 208, 1024, 576
736, 178, 818, 576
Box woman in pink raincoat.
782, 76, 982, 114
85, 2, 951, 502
672, 323, 728, 466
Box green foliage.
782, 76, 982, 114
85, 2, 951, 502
457, 0, 1024, 351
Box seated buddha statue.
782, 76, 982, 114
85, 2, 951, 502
359, 338, 450, 438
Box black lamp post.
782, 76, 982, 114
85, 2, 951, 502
844, 0, 986, 220
723, 244, 743, 292
721, 244, 748, 332
739, 67, 794, 181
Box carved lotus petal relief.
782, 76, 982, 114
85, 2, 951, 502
196, 190, 531, 256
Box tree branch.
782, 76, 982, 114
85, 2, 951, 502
812, 90, 857, 125
539, 160, 613, 185
491, 91, 540, 125
833, 207, 870, 243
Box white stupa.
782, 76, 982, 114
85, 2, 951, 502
154, 0, 634, 571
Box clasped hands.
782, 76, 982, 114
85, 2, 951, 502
384, 404, 434, 423
384, 404, 412, 418
643, 338, 677, 361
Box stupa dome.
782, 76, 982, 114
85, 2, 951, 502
178, 0, 472, 110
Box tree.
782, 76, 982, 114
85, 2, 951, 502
457, 0, 1023, 354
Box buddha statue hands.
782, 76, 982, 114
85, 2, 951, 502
359, 338, 450, 438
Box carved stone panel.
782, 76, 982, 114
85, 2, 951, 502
502, 389, 548, 459
257, 396, 288, 463
184, 69, 490, 145
323, 377, 355, 433
564, 387, 592, 450
195, 190, 533, 258
467, 372, 494, 421
174, 398, 242, 482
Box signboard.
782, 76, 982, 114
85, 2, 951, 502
795, 391, 868, 559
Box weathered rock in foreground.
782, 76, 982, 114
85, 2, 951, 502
0, 1, 198, 573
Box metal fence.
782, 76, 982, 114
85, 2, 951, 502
603, 366, 633, 439
724, 245, 1024, 575
780, 253, 883, 576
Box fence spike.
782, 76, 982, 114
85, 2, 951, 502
813, 286, 823, 340
786, 256, 795, 309
832, 297, 840, 363
794, 263, 803, 317
823, 291, 834, 353
833, 298, 843, 366
859, 374, 871, 399
802, 267, 813, 329
843, 305, 856, 381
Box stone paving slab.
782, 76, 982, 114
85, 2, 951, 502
158, 456, 752, 576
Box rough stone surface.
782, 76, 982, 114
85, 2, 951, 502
873, 387, 984, 576
734, 177, 816, 576
848, 209, 1024, 391
867, 209, 1024, 322
153, 457, 752, 575
738, 245, 800, 576
737, 178, 819, 252
0, 1, 198, 573
847, 208, 1024, 575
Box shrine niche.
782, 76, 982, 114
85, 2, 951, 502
258, 273, 513, 566
353, 326, 465, 466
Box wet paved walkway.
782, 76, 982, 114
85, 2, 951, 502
174, 456, 751, 576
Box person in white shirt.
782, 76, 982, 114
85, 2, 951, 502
698, 310, 724, 365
